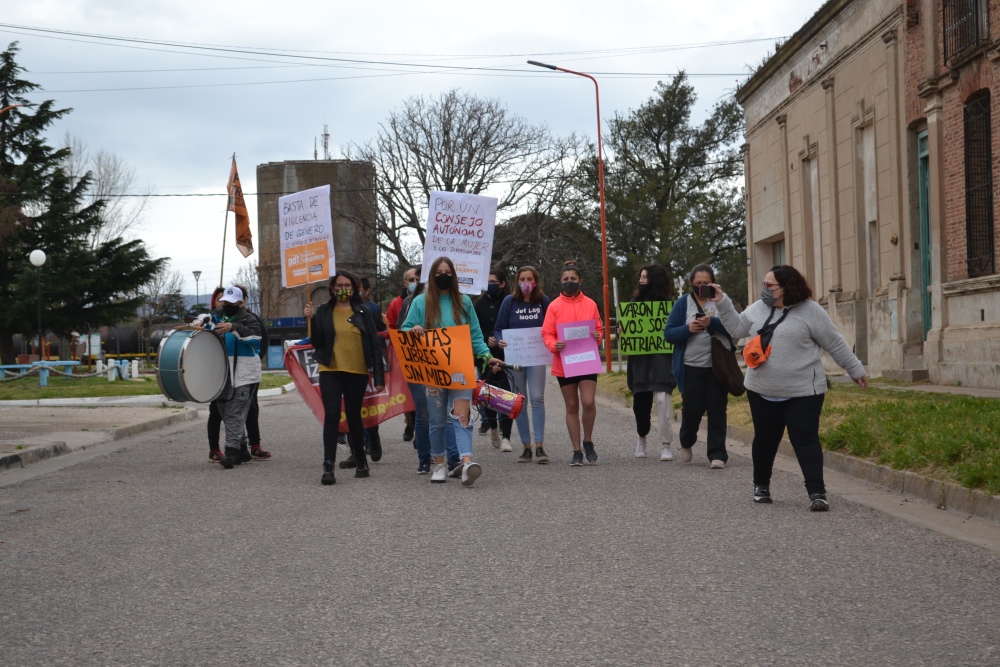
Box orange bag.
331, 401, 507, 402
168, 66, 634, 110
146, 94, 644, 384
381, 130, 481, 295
742, 335, 771, 368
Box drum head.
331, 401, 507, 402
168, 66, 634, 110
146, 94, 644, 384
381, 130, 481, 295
183, 330, 229, 402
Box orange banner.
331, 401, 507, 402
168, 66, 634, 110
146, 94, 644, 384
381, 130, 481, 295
389, 324, 477, 390
227, 158, 253, 258
282, 239, 332, 289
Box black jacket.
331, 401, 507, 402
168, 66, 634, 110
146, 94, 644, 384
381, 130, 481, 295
474, 292, 506, 361
310, 300, 385, 386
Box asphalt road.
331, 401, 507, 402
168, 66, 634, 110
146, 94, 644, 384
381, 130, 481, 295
1, 385, 999, 666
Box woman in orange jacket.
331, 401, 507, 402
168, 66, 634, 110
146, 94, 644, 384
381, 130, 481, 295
541, 262, 604, 466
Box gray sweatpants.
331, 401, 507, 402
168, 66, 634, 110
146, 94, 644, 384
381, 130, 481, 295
222, 384, 254, 451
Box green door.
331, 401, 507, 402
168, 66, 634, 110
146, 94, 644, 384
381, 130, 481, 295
917, 131, 931, 339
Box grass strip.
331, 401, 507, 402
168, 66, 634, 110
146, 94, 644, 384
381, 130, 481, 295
0, 372, 291, 401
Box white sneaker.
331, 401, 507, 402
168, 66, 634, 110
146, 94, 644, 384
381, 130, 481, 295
635, 437, 647, 458
430, 463, 447, 483
500, 438, 512, 452
461, 462, 482, 486
490, 428, 501, 448
710, 459, 726, 470
660, 444, 674, 461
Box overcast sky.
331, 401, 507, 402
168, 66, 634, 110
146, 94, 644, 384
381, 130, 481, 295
8, 0, 825, 297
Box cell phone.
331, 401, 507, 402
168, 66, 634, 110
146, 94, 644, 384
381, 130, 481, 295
695, 284, 716, 299
693, 313, 706, 320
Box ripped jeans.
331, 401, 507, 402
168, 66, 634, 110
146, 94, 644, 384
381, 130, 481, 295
427, 387, 474, 459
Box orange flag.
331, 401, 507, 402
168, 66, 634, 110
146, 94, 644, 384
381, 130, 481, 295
227, 158, 254, 258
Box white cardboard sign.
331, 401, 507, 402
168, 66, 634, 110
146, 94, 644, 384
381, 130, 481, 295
421, 190, 497, 295
500, 327, 552, 368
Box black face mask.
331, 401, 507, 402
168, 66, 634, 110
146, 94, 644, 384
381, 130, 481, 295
434, 273, 453, 291
561, 281, 581, 297
222, 304, 240, 317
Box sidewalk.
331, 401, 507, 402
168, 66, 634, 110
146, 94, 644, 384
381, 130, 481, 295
596, 377, 1000, 524
0, 382, 296, 472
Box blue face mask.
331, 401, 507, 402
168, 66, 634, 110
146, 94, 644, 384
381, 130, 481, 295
407, 282, 417, 293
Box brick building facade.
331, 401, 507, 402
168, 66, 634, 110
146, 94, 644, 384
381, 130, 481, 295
737, 0, 1000, 388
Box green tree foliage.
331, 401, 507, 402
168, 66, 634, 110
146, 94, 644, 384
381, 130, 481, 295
0, 43, 164, 363
572, 74, 748, 304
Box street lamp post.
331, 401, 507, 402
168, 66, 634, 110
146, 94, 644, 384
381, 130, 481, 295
29, 249, 46, 360
527, 60, 613, 373
192, 270, 202, 311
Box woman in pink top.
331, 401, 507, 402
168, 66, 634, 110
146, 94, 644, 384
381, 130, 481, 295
541, 262, 604, 466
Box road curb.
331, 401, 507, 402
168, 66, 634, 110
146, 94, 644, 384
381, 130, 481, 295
0, 409, 200, 473
595, 384, 1000, 523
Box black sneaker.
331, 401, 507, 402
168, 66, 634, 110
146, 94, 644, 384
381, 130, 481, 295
478, 421, 491, 435
569, 450, 584, 467
403, 424, 414, 442
339, 455, 357, 469
517, 448, 532, 463
417, 462, 431, 475
220, 447, 239, 470
535, 447, 550, 464
753, 485, 773, 504
238, 448, 253, 464
582, 441, 598, 464
448, 461, 463, 478
809, 493, 830, 512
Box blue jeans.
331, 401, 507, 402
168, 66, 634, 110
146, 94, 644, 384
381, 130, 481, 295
509, 365, 547, 446
408, 382, 459, 466
428, 387, 474, 460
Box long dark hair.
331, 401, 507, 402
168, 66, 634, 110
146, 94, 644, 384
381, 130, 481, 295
632, 264, 672, 301
328, 270, 363, 308
489, 267, 510, 297
513, 266, 544, 303
771, 265, 813, 306
425, 256, 466, 327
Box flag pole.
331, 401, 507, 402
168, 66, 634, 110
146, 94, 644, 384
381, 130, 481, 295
220, 153, 236, 288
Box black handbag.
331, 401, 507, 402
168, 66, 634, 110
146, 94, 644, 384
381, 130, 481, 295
695, 299, 745, 397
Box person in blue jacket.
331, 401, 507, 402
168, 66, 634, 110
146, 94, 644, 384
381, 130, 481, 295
663, 264, 736, 469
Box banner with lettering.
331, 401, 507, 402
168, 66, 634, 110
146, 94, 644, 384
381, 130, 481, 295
284, 343, 414, 432
227, 158, 254, 258
617, 301, 674, 355
420, 191, 497, 295
557, 320, 604, 377
389, 324, 477, 390
279, 185, 334, 289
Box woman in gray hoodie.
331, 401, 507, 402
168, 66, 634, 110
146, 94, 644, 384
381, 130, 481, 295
708, 265, 868, 511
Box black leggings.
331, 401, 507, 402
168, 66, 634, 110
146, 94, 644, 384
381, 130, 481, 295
747, 390, 826, 495
320, 371, 369, 463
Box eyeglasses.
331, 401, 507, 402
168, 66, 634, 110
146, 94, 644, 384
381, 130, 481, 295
405, 277, 419, 283
762, 282, 781, 290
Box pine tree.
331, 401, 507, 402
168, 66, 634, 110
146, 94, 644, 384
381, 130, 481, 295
0, 42, 164, 363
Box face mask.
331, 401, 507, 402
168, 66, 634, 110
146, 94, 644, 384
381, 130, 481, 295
222, 304, 239, 317
407, 281, 417, 293
561, 281, 580, 297
760, 287, 777, 308
519, 282, 535, 295
638, 284, 648, 296
434, 273, 452, 291
335, 288, 352, 302
487, 284, 500, 297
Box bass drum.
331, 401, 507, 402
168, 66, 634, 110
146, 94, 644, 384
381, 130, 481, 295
156, 329, 229, 403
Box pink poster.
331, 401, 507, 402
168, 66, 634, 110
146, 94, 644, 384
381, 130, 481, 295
557, 320, 603, 377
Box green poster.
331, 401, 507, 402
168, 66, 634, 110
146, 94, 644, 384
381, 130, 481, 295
618, 301, 674, 355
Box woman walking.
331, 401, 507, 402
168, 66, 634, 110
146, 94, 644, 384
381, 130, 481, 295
495, 266, 551, 464
474, 268, 514, 451
541, 262, 604, 466
400, 256, 501, 486
625, 264, 676, 461
664, 263, 736, 469
305, 270, 385, 485
711, 265, 868, 511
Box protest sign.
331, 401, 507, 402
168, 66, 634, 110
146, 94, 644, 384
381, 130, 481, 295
557, 320, 603, 377
617, 301, 674, 355
500, 327, 552, 368
420, 191, 497, 295
284, 343, 414, 432
389, 324, 477, 390
279, 185, 334, 288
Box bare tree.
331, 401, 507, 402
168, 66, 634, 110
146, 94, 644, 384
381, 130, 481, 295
62, 134, 151, 248
344, 89, 578, 266
234, 260, 261, 316
134, 265, 185, 356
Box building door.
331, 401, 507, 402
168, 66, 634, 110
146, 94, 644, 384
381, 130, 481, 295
917, 131, 931, 339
